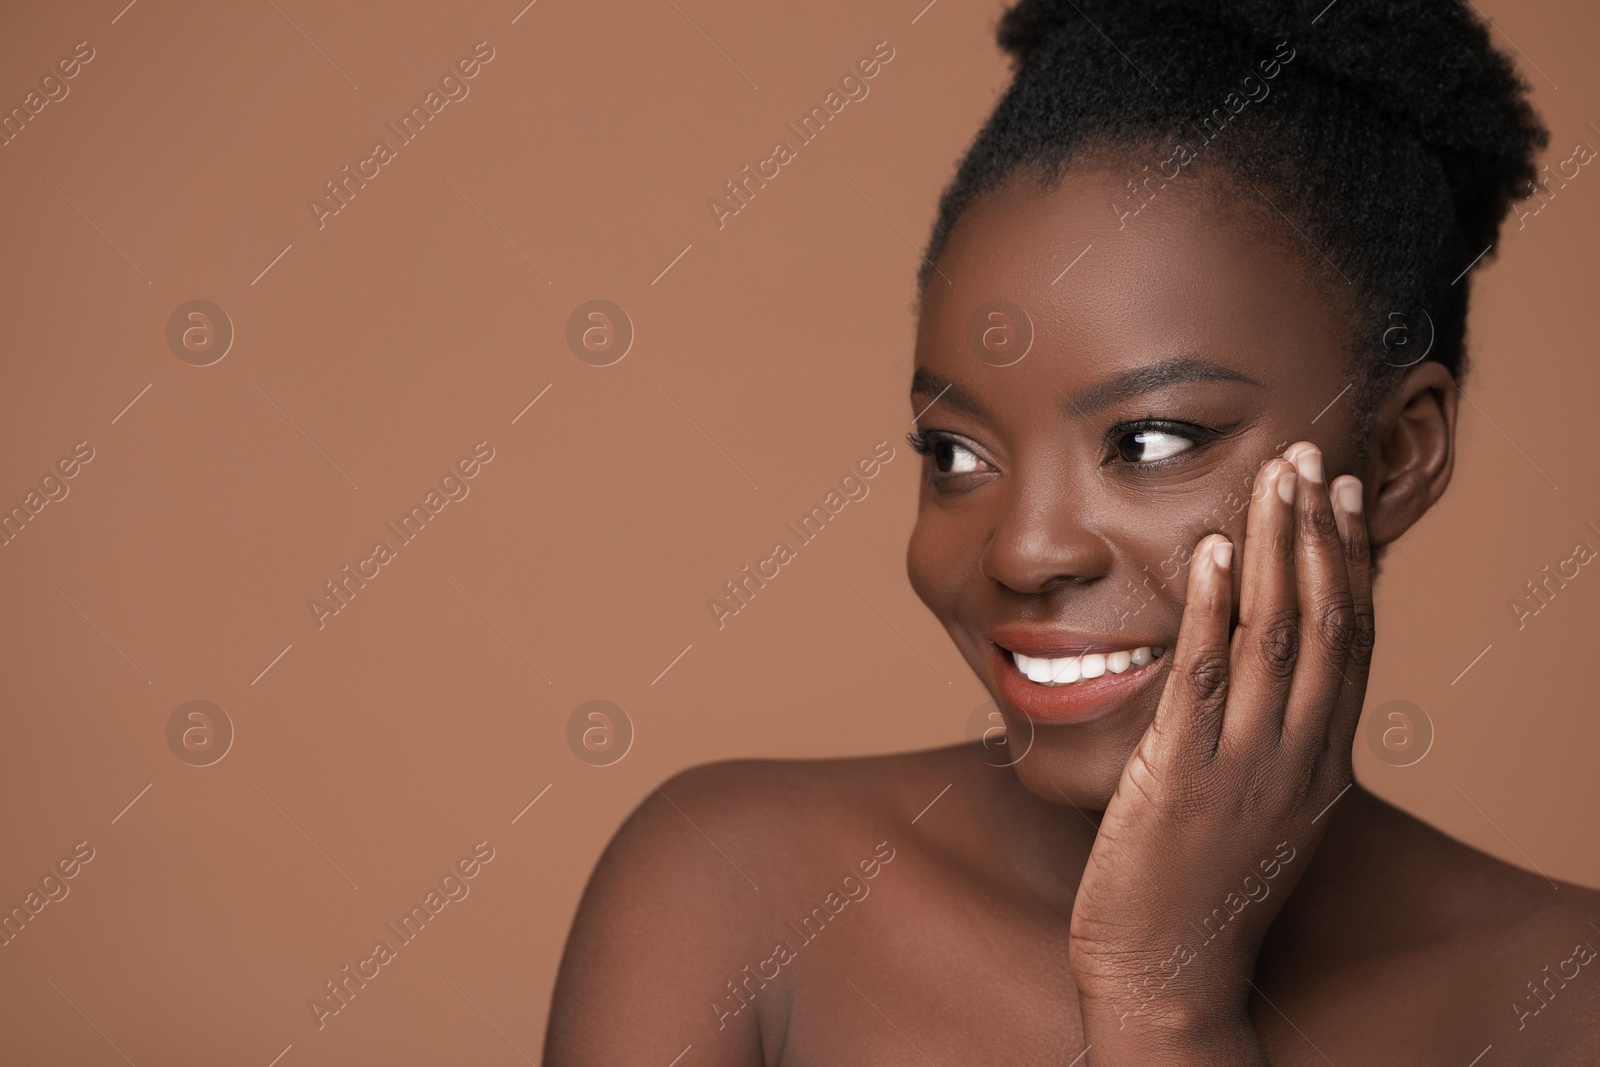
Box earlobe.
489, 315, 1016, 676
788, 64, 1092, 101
1364, 362, 1459, 549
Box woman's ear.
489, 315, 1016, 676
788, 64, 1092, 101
1364, 360, 1460, 549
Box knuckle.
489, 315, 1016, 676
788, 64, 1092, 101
1314, 592, 1359, 657
1306, 500, 1341, 543
1185, 651, 1232, 706
1348, 603, 1377, 666
1259, 612, 1301, 678
1343, 527, 1371, 568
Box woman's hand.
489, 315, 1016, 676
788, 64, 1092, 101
1067, 442, 1374, 1064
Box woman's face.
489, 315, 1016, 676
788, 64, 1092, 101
907, 165, 1369, 809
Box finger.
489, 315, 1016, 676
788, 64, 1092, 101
1221, 456, 1300, 745
1148, 532, 1235, 765
1279, 444, 1357, 747
1323, 474, 1375, 753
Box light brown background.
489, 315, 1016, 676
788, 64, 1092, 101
1, 1, 1596, 1063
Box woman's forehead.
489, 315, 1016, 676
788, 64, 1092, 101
914, 167, 1352, 394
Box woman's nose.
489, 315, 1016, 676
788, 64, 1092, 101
980, 473, 1113, 596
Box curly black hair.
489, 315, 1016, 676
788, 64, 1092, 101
919, 0, 1547, 420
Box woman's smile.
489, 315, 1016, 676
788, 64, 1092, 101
990, 634, 1170, 724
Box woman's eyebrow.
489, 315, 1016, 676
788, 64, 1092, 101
910, 368, 987, 418
1066, 358, 1263, 417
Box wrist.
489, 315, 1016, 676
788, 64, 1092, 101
1076, 988, 1265, 1066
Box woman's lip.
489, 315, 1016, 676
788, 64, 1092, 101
988, 625, 1166, 658
989, 642, 1168, 725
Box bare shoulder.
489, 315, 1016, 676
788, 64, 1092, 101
543, 744, 978, 1066
1340, 791, 1600, 1060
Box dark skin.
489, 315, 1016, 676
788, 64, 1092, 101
545, 165, 1600, 1065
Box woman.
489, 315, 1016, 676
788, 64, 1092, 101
546, 0, 1599, 1062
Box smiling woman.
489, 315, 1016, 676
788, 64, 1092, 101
544, 0, 1600, 1064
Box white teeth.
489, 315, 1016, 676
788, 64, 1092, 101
1020, 655, 1054, 684
1011, 647, 1156, 687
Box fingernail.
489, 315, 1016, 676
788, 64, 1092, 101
1294, 447, 1323, 484
1335, 478, 1362, 514
1276, 466, 1297, 505
1213, 539, 1233, 570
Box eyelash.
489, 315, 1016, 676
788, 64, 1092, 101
905, 419, 1228, 480
1102, 419, 1228, 469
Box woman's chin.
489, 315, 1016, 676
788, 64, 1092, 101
1006, 740, 1133, 814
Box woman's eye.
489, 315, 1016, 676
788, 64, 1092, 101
933, 439, 982, 474
1115, 428, 1195, 464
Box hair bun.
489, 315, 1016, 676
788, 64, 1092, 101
995, 0, 1546, 258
